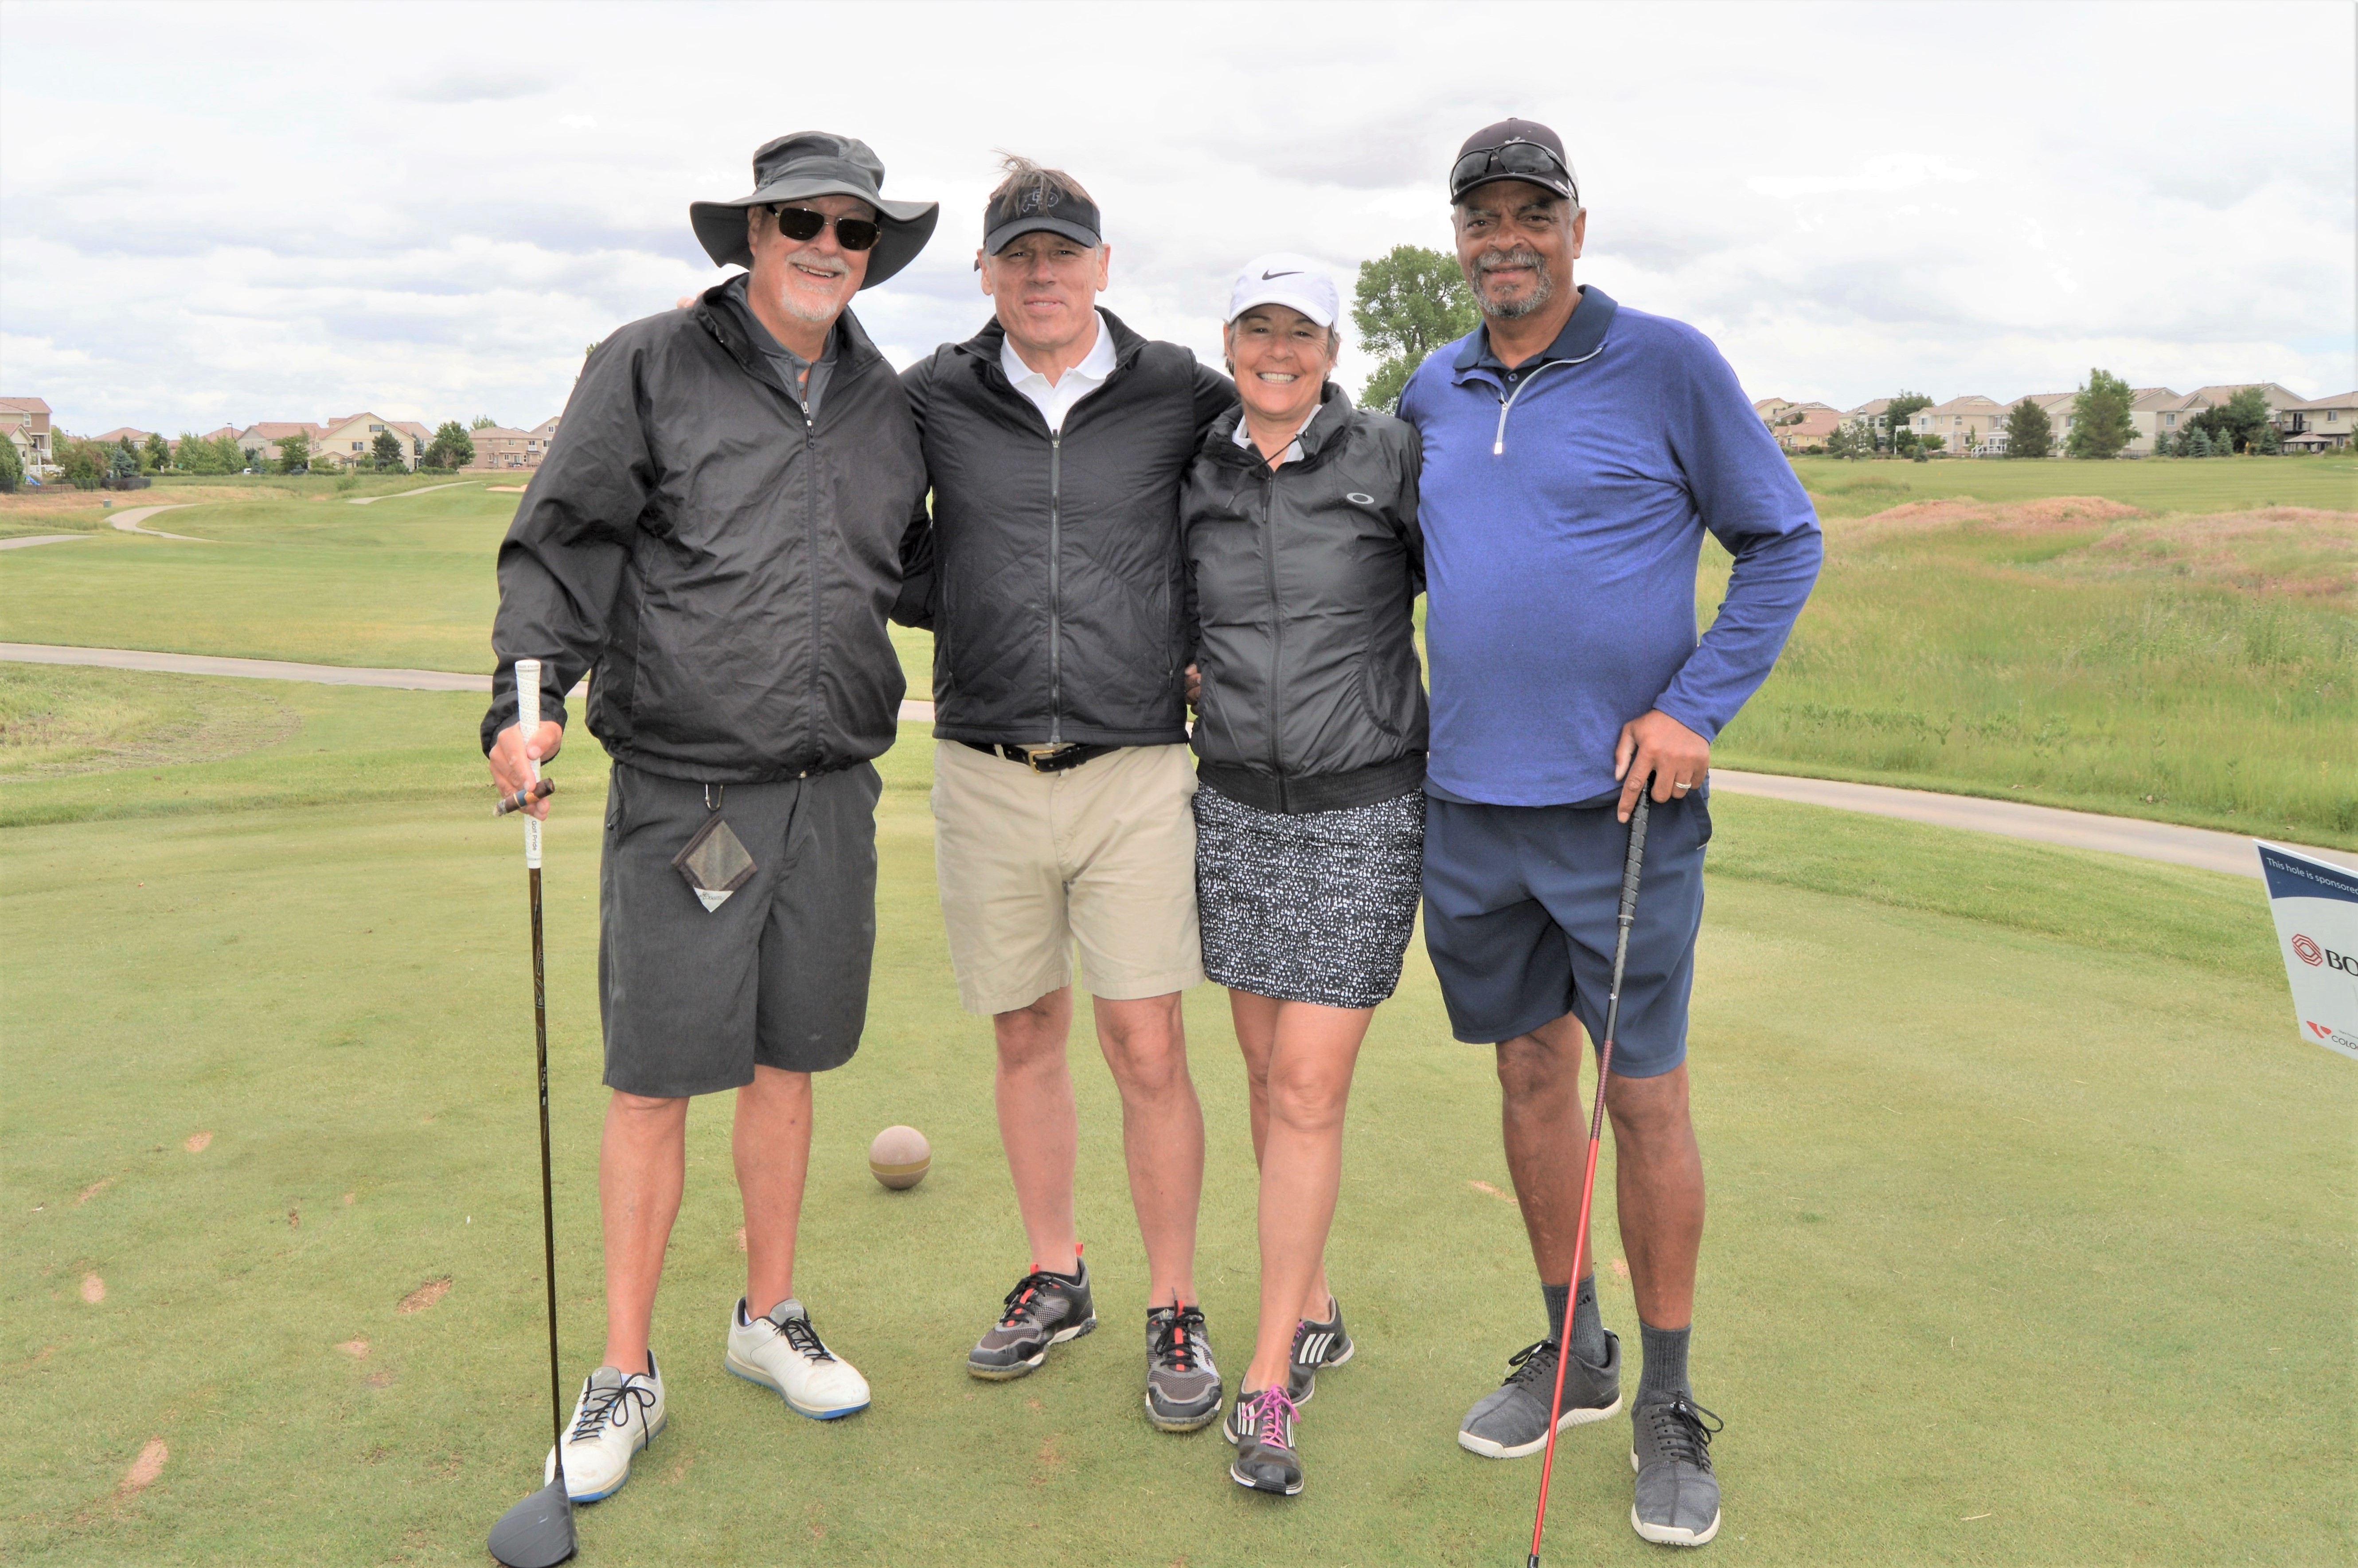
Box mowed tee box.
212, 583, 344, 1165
2256, 842, 2358, 1060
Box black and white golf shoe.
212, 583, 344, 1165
966, 1260, 1095, 1380
1226, 1385, 1304, 1495
1630, 1393, 1723, 1546
1285, 1296, 1355, 1405
1456, 1330, 1622, 1458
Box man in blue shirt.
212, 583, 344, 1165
1398, 119, 1820, 1549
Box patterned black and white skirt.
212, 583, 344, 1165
1193, 784, 1425, 1009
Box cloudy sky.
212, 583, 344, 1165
4, 0, 2352, 436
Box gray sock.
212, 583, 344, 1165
1542, 1278, 1609, 1366
1637, 1319, 1690, 1405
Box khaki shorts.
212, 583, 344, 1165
932, 741, 1203, 1015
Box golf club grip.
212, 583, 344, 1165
516, 660, 542, 869
1618, 792, 1651, 920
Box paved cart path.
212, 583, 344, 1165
347, 481, 478, 505
0, 502, 206, 550
2, 641, 2349, 878
0, 534, 91, 551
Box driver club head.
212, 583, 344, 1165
487, 1478, 576, 1568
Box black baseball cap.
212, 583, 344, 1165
981, 176, 1102, 257
1450, 118, 1580, 206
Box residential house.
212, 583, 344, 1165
1771, 403, 1844, 451
2282, 391, 2357, 451
0, 396, 55, 472
528, 416, 560, 445
314, 412, 425, 469
1840, 398, 1893, 441
1752, 397, 1799, 425
235, 422, 331, 467
1910, 394, 2007, 453
92, 426, 156, 447
465, 425, 542, 470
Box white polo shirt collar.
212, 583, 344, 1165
1000, 309, 1117, 433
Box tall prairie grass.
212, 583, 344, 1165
1709, 492, 2358, 845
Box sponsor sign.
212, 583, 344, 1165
2256, 843, 2358, 1061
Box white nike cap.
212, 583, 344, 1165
1226, 253, 1340, 328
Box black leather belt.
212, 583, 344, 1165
961, 741, 1115, 774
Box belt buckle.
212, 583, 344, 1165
1021, 744, 1064, 774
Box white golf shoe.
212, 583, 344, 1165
724, 1297, 871, 1419
543, 1353, 665, 1502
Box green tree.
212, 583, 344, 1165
277, 429, 312, 474
2152, 430, 2176, 458
2065, 368, 2136, 458
172, 431, 206, 473
0, 434, 23, 493
2190, 386, 2272, 453
469, 414, 499, 430
1884, 391, 1932, 453
2003, 397, 2052, 458
1919, 433, 1947, 454
427, 420, 476, 471
2185, 427, 2214, 458
2256, 420, 2282, 455
1351, 245, 1478, 413
113, 437, 141, 478
59, 439, 105, 489
141, 432, 170, 472
371, 430, 406, 470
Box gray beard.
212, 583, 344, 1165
776, 287, 844, 326
1474, 253, 1555, 320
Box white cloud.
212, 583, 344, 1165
1, 0, 2350, 435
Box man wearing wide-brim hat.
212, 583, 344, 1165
483, 131, 937, 1507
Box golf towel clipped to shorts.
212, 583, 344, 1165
674, 813, 757, 912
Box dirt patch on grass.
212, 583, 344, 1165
363, 1370, 394, 1388
1849, 495, 2146, 535
115, 1439, 167, 1499
397, 1276, 451, 1314
1468, 1179, 1514, 1202
73, 1177, 113, 1205
183, 1131, 213, 1153
79, 1274, 105, 1304
338, 1337, 370, 1358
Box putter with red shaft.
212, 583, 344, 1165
1526, 789, 1652, 1568
488, 660, 578, 1568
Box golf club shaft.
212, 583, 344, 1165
516, 660, 564, 1470
1528, 792, 1651, 1567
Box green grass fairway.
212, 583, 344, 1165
4, 688, 2351, 1565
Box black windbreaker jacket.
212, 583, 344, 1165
480, 283, 927, 782
1183, 384, 1428, 814
894, 312, 1234, 748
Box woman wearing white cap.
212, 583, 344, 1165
1182, 253, 1426, 1495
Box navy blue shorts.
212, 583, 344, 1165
1420, 789, 1710, 1077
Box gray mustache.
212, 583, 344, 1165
1476, 248, 1545, 274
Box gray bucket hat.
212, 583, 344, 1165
688, 131, 938, 288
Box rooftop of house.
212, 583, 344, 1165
1845, 398, 1893, 416
92, 427, 155, 444
0, 396, 53, 416
239, 422, 331, 440
1921, 394, 2005, 415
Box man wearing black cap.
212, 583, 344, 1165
895, 156, 1235, 1432
482, 131, 937, 1504
1399, 120, 1822, 1547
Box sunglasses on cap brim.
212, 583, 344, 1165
769, 205, 882, 251
1450, 141, 1577, 204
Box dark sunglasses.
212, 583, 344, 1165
769, 205, 882, 251
1449, 140, 1577, 204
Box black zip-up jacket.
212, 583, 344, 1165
894, 312, 1234, 747
480, 283, 926, 781
1183, 383, 1427, 813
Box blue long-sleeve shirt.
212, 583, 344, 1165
1398, 285, 1821, 807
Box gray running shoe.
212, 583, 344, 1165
1630, 1394, 1723, 1546
1285, 1297, 1355, 1406
967, 1262, 1095, 1380
1144, 1304, 1222, 1431
1456, 1330, 1623, 1459
1226, 1385, 1304, 1495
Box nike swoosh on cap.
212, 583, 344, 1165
1261, 269, 1302, 279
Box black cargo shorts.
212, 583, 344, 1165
598, 759, 882, 1098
